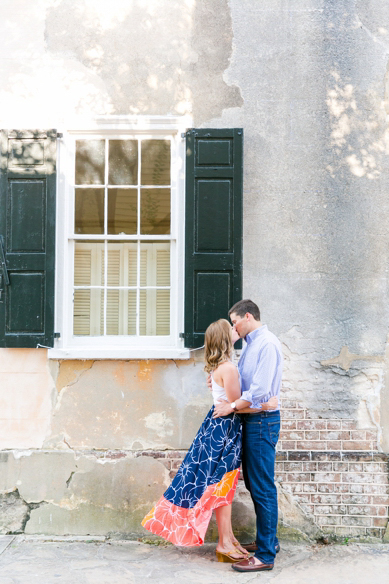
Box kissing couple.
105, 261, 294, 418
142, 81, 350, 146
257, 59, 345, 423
142, 299, 283, 573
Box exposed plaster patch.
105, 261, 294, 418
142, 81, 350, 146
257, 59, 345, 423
321, 346, 383, 372
143, 412, 174, 438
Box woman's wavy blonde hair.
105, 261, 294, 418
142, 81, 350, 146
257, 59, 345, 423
204, 319, 232, 373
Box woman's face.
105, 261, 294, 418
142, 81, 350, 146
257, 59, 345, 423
231, 325, 240, 345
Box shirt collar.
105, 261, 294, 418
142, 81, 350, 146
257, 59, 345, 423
245, 324, 268, 345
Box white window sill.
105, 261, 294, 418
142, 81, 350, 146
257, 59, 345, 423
47, 347, 191, 360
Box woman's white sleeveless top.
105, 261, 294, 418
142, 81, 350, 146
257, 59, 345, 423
211, 373, 228, 405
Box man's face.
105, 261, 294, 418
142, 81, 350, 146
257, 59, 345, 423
230, 312, 250, 339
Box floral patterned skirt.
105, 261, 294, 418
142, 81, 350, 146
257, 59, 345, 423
141, 406, 242, 546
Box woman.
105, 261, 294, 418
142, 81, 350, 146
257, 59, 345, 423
142, 319, 277, 562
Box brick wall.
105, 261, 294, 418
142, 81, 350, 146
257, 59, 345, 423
277, 399, 389, 539
138, 399, 389, 540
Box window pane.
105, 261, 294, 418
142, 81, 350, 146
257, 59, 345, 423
74, 241, 104, 286
108, 188, 137, 234
141, 140, 170, 185
75, 140, 105, 185
139, 289, 170, 336
140, 242, 170, 286
128, 290, 137, 334
140, 188, 170, 234
106, 290, 119, 335
74, 289, 104, 336
75, 188, 104, 234
108, 140, 138, 185
128, 244, 137, 286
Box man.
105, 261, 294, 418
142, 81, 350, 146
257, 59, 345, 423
213, 299, 283, 573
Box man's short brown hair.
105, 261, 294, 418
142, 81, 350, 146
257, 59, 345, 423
229, 299, 260, 321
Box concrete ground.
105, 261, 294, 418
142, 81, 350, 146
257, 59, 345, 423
0, 536, 388, 584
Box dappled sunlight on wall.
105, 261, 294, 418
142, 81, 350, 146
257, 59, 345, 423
326, 70, 389, 180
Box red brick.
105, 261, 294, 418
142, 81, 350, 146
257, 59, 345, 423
333, 462, 348, 471
327, 420, 342, 430
314, 473, 341, 483
288, 452, 311, 461
315, 505, 347, 515
327, 441, 342, 450
350, 484, 364, 494
378, 506, 388, 516
364, 484, 389, 494
342, 494, 372, 505
342, 516, 372, 527
317, 462, 333, 472
305, 431, 320, 440
287, 473, 311, 482
350, 430, 366, 440
348, 505, 376, 515
366, 528, 385, 537
342, 441, 372, 451
297, 420, 327, 430
281, 420, 297, 430
317, 515, 342, 526
303, 483, 317, 493
365, 430, 377, 441
342, 452, 372, 462
342, 420, 358, 430
167, 451, 186, 458
171, 460, 183, 470
373, 517, 388, 527
281, 399, 297, 408
281, 431, 304, 441
283, 462, 303, 472
318, 483, 334, 493
169, 470, 177, 479
363, 463, 384, 473
372, 496, 389, 505
320, 431, 350, 441
348, 463, 363, 472
276, 451, 287, 461
336, 526, 366, 536
302, 462, 317, 472
296, 440, 326, 450
333, 483, 349, 493
281, 441, 296, 450
311, 494, 342, 504
342, 473, 374, 484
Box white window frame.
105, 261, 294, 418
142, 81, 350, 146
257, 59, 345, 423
49, 116, 191, 359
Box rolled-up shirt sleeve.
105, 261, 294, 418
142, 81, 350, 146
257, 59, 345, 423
241, 343, 279, 405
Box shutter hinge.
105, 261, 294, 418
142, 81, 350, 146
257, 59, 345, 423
54, 332, 61, 339
56, 133, 63, 139
181, 132, 187, 139
179, 332, 185, 339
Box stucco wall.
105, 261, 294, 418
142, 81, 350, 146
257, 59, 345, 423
0, 0, 388, 540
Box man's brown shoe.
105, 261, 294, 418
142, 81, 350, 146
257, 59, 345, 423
232, 557, 274, 572
242, 542, 280, 554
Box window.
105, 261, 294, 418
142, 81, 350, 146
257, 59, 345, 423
0, 122, 243, 357
53, 118, 187, 358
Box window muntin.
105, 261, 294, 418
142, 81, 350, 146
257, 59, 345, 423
72, 137, 172, 338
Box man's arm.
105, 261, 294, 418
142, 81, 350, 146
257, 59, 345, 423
240, 343, 279, 405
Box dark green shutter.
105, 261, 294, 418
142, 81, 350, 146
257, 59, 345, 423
184, 128, 243, 348
0, 130, 56, 348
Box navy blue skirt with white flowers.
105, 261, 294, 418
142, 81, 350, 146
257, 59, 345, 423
142, 406, 242, 546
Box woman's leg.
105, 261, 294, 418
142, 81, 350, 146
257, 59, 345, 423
215, 505, 246, 558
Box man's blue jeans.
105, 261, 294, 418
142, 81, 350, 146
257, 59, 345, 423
241, 410, 280, 565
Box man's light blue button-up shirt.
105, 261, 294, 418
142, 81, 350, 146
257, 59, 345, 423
238, 325, 283, 410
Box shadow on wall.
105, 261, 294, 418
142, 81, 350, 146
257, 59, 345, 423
41, 0, 242, 123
